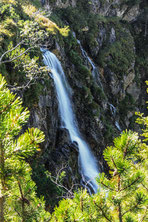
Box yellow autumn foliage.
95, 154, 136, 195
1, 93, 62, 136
0, 19, 16, 37
1, 0, 16, 3
22, 3, 69, 36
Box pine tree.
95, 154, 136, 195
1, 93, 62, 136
51, 131, 148, 221
0, 74, 50, 221
50, 82, 148, 221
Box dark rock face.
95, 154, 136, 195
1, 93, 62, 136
32, 0, 147, 190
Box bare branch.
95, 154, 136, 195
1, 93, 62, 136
49, 174, 74, 198
0, 40, 24, 63
0, 47, 33, 65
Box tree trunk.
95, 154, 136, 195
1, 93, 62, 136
118, 175, 123, 222
118, 203, 123, 222
18, 181, 25, 222
0, 196, 4, 222
0, 142, 5, 222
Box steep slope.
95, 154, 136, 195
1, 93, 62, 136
0, 0, 147, 208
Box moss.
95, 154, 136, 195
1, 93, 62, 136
23, 82, 44, 108
78, 64, 91, 78
61, 0, 67, 4
50, 13, 65, 28
67, 48, 92, 84
128, 3, 148, 108
31, 161, 62, 211
69, 50, 83, 66
121, 0, 140, 7
31, 0, 42, 8
82, 86, 93, 103
79, 85, 100, 117
49, 0, 57, 4
64, 32, 78, 52
104, 122, 114, 141
99, 0, 107, 7
91, 84, 106, 102
96, 24, 135, 79
129, 115, 137, 129
90, 102, 100, 117
118, 94, 136, 119
54, 6, 135, 82
0, 0, 69, 108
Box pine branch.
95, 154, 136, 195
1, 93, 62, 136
18, 181, 24, 200
122, 201, 140, 216
123, 140, 130, 158
120, 176, 141, 191
142, 183, 148, 192
140, 206, 148, 222
100, 182, 114, 191
93, 201, 112, 222
0, 98, 16, 115
111, 157, 117, 171
18, 181, 30, 205
118, 202, 123, 222
14, 207, 21, 217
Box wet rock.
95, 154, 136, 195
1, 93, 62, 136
33, 0, 146, 190
109, 28, 116, 43
56, 128, 71, 147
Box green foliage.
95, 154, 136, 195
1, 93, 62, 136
61, 0, 67, 4
50, 85, 148, 220
131, 5, 148, 86
136, 84, 148, 143
51, 130, 148, 221
119, 94, 136, 120
121, 0, 141, 7
55, 5, 135, 80
54, 6, 100, 42
91, 83, 106, 101
104, 122, 114, 141
0, 0, 69, 95
97, 28, 135, 78
31, 162, 63, 211
67, 48, 92, 85
0, 74, 50, 221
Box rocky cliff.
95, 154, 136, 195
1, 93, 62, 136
27, 0, 148, 202
1, 0, 147, 207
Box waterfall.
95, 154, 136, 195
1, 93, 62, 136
41, 48, 99, 193
109, 103, 117, 117
115, 121, 122, 132
109, 103, 122, 132
72, 32, 103, 88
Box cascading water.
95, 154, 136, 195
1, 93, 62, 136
41, 48, 99, 193
115, 121, 122, 132
72, 32, 102, 88
109, 103, 122, 132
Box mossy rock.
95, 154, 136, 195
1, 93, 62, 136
96, 23, 135, 79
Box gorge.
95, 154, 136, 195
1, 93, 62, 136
42, 48, 99, 193
0, 0, 148, 220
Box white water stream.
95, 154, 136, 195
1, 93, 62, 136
41, 48, 99, 193
72, 32, 103, 88
109, 103, 122, 132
